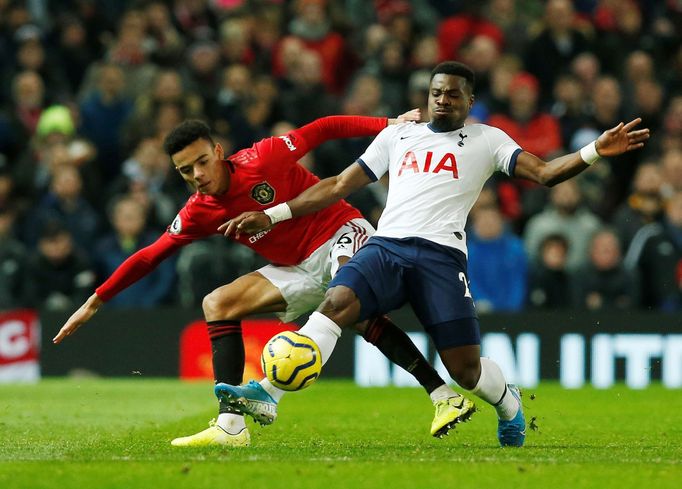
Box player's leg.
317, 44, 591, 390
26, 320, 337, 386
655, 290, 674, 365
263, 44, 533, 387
215, 258, 342, 424
357, 315, 468, 437
407, 242, 523, 446
437, 343, 525, 447
331, 221, 453, 400
171, 272, 287, 447
216, 240, 402, 424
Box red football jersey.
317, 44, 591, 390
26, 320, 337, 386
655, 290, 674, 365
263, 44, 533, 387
96, 116, 387, 301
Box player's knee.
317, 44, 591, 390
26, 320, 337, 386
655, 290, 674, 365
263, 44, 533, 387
202, 288, 241, 320
447, 359, 481, 390
318, 286, 360, 327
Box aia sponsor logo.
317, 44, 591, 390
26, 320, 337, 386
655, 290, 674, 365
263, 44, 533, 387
397, 151, 459, 178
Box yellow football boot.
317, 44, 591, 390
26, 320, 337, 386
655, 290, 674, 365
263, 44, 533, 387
171, 420, 250, 447
431, 395, 476, 438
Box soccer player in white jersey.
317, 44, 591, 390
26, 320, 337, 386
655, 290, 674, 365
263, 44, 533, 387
216, 61, 649, 446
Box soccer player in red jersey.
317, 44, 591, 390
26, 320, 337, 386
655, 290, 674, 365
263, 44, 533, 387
53, 112, 466, 446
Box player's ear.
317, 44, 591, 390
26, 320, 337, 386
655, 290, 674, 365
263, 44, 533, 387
214, 143, 224, 160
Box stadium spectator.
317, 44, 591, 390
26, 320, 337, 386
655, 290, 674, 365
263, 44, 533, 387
144, 0, 185, 66
8, 70, 47, 142
625, 191, 682, 310
488, 71, 563, 160
108, 136, 184, 229
278, 49, 339, 126
573, 228, 639, 310
8, 24, 70, 104
436, 3, 503, 63
94, 196, 175, 308
550, 74, 588, 149
660, 149, 682, 199
524, 0, 592, 105
283, 0, 350, 94
79, 63, 133, 181
26, 219, 95, 311
0, 204, 29, 311
467, 206, 527, 312
527, 233, 573, 309
660, 95, 682, 153
524, 179, 602, 271
56, 16, 100, 95
611, 162, 664, 249
23, 163, 100, 250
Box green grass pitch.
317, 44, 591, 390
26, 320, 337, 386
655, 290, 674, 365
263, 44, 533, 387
1, 379, 680, 489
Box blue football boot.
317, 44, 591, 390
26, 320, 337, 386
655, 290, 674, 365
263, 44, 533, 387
497, 384, 526, 447
215, 380, 278, 426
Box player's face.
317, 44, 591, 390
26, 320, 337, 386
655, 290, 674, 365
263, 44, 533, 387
428, 74, 474, 131
172, 139, 230, 195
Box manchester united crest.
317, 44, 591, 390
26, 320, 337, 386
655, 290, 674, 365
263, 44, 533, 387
251, 182, 275, 205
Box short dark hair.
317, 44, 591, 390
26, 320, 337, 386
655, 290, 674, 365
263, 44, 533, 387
430, 61, 475, 92
162, 119, 215, 156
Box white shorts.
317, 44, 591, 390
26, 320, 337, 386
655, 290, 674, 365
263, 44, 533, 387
257, 218, 374, 322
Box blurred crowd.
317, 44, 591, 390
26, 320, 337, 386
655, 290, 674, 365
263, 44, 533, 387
1, 0, 681, 313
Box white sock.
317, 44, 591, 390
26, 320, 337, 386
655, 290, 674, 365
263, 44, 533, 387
296, 311, 342, 366
259, 377, 286, 402
429, 384, 458, 404
216, 412, 246, 434
469, 357, 519, 420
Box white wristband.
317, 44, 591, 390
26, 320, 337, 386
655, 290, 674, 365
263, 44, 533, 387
579, 140, 600, 165
264, 203, 292, 224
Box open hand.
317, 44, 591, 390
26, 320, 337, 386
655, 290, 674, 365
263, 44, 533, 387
596, 118, 650, 157
53, 294, 102, 344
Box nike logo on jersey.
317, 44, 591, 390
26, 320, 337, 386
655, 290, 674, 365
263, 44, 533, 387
400, 136, 410, 140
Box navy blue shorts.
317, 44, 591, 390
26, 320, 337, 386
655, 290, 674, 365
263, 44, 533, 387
329, 236, 480, 349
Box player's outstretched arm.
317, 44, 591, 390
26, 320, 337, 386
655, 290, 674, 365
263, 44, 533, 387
514, 118, 650, 187
220, 162, 373, 238
52, 233, 182, 344
53, 293, 103, 344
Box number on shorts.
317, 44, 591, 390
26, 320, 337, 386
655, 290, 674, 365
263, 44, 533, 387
459, 272, 472, 298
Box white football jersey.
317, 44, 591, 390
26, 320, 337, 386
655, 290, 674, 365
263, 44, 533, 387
357, 122, 521, 255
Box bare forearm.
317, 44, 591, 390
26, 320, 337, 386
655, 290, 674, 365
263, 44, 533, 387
537, 152, 590, 187
289, 176, 350, 218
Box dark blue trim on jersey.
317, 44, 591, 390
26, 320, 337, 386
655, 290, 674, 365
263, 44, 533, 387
426, 122, 464, 133
508, 148, 522, 177
356, 158, 378, 182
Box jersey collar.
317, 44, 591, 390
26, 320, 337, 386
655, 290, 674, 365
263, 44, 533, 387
427, 122, 466, 133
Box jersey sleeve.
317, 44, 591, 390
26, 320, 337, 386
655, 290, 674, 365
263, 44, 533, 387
95, 233, 183, 301
253, 116, 388, 168
483, 125, 523, 177
356, 125, 395, 181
